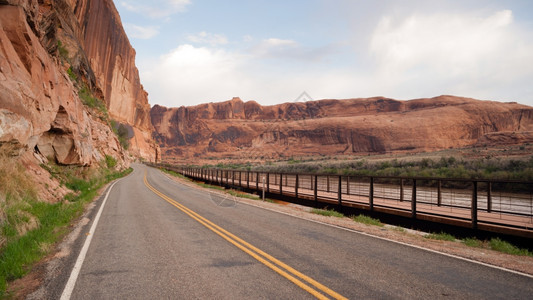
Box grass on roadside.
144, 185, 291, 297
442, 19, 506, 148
489, 238, 532, 256
352, 214, 383, 227
425, 232, 456, 241
227, 190, 261, 200
197, 183, 225, 191
0, 157, 131, 297
462, 237, 483, 248
392, 226, 406, 233
462, 237, 532, 256
160, 168, 187, 180
311, 208, 344, 218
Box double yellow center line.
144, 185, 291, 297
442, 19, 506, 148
144, 172, 347, 300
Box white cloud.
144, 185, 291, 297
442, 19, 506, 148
124, 23, 159, 39
120, 0, 190, 18
140, 44, 253, 107
368, 9, 533, 101
250, 38, 333, 62
251, 38, 298, 57
138, 9, 533, 108
187, 32, 228, 46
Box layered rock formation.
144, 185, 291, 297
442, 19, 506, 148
71, 0, 157, 160
151, 96, 533, 161
0, 0, 158, 165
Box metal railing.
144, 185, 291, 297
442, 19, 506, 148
147, 163, 533, 238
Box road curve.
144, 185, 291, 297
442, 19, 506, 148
60, 164, 533, 299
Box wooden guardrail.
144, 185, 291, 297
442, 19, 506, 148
146, 163, 533, 238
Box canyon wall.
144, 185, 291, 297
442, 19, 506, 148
71, 0, 157, 159
151, 96, 533, 162
0, 0, 158, 165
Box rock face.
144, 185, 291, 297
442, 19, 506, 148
71, 0, 157, 160
151, 96, 533, 161
0, 0, 158, 165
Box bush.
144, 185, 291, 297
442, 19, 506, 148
79, 86, 108, 119
110, 120, 130, 150
311, 208, 344, 218
67, 67, 77, 82
105, 155, 117, 169
57, 40, 69, 61
462, 237, 483, 248
489, 238, 532, 256
352, 214, 383, 227
425, 232, 456, 241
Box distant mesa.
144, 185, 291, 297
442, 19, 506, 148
150, 95, 533, 162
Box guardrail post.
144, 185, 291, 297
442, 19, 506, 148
338, 175, 342, 209
412, 179, 417, 219
267, 173, 270, 193
239, 171, 242, 187
247, 171, 250, 188
295, 174, 299, 199
400, 179, 404, 202
280, 173, 283, 195
314, 175, 318, 205
437, 180, 442, 207
232, 170, 235, 186
487, 182, 492, 213
256, 172, 259, 190
347, 176, 350, 195
369, 177, 374, 211
327, 176, 330, 193
472, 181, 478, 229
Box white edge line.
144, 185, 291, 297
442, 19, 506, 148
239, 200, 533, 279
154, 168, 533, 279
59, 178, 122, 300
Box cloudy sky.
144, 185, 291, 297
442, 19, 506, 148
116, 0, 533, 108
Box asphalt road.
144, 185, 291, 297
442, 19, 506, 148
55, 164, 533, 299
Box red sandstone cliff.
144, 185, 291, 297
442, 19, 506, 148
151, 96, 533, 161
71, 0, 157, 159
0, 0, 158, 164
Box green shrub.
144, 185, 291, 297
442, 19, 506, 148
79, 86, 108, 119
425, 232, 456, 241
67, 67, 77, 81
110, 120, 129, 149
462, 237, 483, 248
57, 40, 69, 61
105, 155, 117, 169
352, 214, 383, 227
311, 208, 344, 218
489, 238, 532, 256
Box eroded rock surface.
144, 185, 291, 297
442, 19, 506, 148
0, 0, 158, 164
151, 96, 533, 161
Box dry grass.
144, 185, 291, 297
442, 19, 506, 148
0, 148, 38, 244
0, 149, 37, 201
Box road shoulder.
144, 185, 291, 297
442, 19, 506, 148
160, 169, 533, 277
